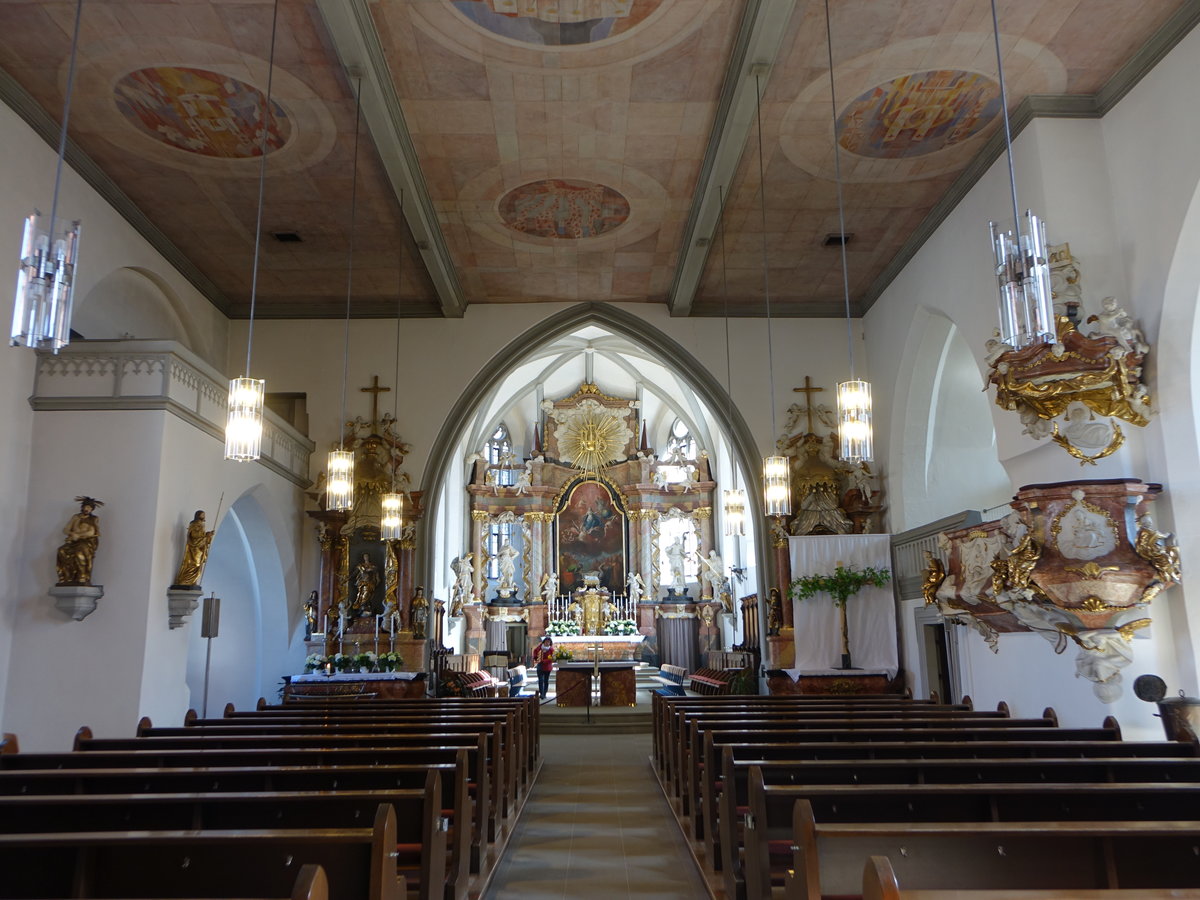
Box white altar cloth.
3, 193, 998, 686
789, 534, 897, 679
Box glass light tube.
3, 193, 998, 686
11, 214, 80, 352
326, 449, 355, 512
762, 455, 791, 517
225, 377, 265, 461
837, 379, 874, 463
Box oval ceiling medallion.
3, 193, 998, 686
448, 0, 664, 47
114, 66, 290, 158
836, 69, 1000, 159
499, 179, 631, 239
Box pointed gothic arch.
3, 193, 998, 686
418, 302, 770, 602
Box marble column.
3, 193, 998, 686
644, 510, 660, 598
470, 510, 489, 602
694, 506, 714, 598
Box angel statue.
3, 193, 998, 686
626, 570, 646, 603
696, 549, 725, 599
451, 553, 474, 606
540, 571, 559, 604
1134, 514, 1182, 587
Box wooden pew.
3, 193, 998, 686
4, 738, 494, 874
786, 803, 1200, 900
155, 716, 523, 817
0, 761, 471, 900
0, 779, 445, 900
73, 727, 507, 847
861, 854, 1200, 900
714, 748, 1200, 886
750, 783, 1200, 900
0, 803, 403, 900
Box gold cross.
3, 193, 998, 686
360, 375, 391, 432
792, 376, 824, 435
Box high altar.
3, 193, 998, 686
456, 383, 731, 669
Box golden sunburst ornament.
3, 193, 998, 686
558, 404, 628, 476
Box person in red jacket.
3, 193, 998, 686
531, 635, 555, 699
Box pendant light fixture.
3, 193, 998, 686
11, 0, 84, 354
823, 0, 874, 464
380, 191, 406, 541
988, 0, 1053, 350
225, 0, 281, 461
753, 70, 791, 518
326, 75, 365, 513
716, 185, 747, 537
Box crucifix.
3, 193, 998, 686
792, 376, 824, 435
360, 375, 391, 432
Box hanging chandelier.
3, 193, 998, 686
380, 189, 407, 541
752, 69, 791, 517
225, 0, 281, 461
327, 74, 365, 513
11, 0, 83, 354
988, 0, 1054, 350
823, 0, 874, 465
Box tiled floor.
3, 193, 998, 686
485, 732, 708, 899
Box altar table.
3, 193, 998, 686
287, 671, 427, 700
555, 662, 637, 707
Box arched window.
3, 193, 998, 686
485, 424, 516, 579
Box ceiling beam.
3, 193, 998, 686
666, 0, 799, 317
316, 0, 467, 318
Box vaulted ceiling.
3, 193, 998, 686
0, 1, 1193, 319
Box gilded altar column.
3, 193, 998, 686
771, 516, 794, 629
470, 510, 488, 602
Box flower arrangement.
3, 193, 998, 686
332, 653, 355, 672
355, 651, 377, 672
304, 653, 328, 673
790, 564, 891, 607
377, 651, 403, 672
553, 649, 574, 662
545, 618, 581, 636
602, 618, 639, 636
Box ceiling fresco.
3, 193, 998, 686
0, 0, 1191, 318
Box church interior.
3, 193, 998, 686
2, 0, 1200, 897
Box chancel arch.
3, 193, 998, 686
420, 303, 767, 664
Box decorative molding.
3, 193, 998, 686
29, 340, 314, 487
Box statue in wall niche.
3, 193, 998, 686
410, 586, 429, 639
496, 541, 518, 592
172, 510, 214, 588
665, 536, 688, 590
55, 496, 103, 585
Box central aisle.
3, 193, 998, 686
485, 730, 708, 899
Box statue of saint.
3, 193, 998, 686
665, 536, 687, 591
303, 590, 318, 639
766, 587, 783, 636
921, 551, 945, 607
172, 510, 214, 588
410, 586, 429, 639
496, 541, 518, 592
696, 549, 725, 598
351, 553, 380, 615
540, 571, 559, 604
55, 496, 103, 586
626, 571, 645, 603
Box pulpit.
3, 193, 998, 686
555, 661, 638, 707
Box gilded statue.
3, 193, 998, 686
303, 590, 318, 639
410, 586, 429, 639
1134, 514, 1182, 587
351, 552, 380, 615
172, 510, 214, 588
1004, 534, 1041, 592
921, 551, 945, 606
789, 434, 852, 536
766, 587, 783, 636
56, 496, 103, 585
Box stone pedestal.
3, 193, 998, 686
766, 632, 795, 668
50, 584, 103, 621
462, 603, 486, 656
166, 586, 202, 629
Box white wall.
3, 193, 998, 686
866, 27, 1200, 729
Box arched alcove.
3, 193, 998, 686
890, 308, 1010, 531
420, 303, 767, 636
72, 266, 199, 352
184, 489, 293, 713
